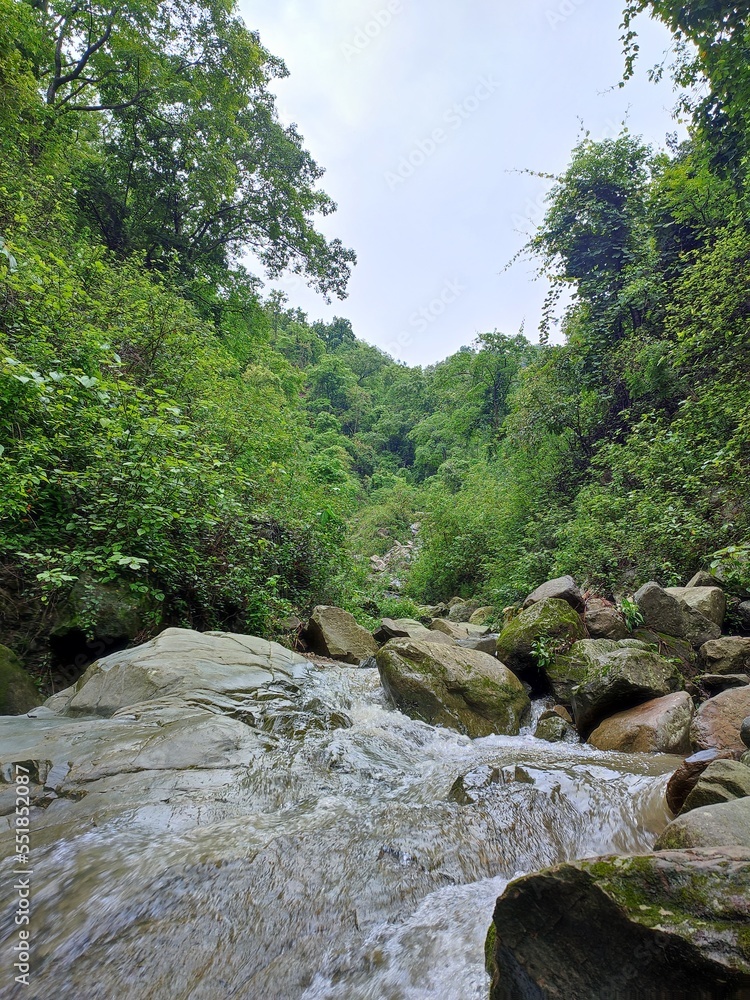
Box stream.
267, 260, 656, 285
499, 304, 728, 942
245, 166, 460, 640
0, 662, 676, 1000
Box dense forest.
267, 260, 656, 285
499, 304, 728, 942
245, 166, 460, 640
1, 0, 749, 689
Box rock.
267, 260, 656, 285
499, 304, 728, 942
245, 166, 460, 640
534, 715, 578, 744
0, 644, 40, 716
583, 598, 630, 640
51, 574, 149, 658
469, 606, 495, 626
372, 618, 453, 646
45, 628, 312, 718
691, 687, 750, 753
305, 606, 378, 665
522, 575, 584, 614
488, 848, 750, 1000
632, 628, 698, 678
454, 635, 498, 656
587, 692, 694, 755
742, 717, 750, 749
680, 760, 750, 813
375, 638, 530, 738
448, 597, 465, 608
666, 749, 738, 814
656, 798, 750, 850
738, 601, 750, 631
449, 764, 502, 804
447, 600, 482, 623
700, 637, 750, 676
549, 639, 682, 734
699, 674, 750, 696
634, 581, 721, 648
665, 586, 727, 628
429, 619, 490, 641
687, 570, 722, 589
495, 599, 586, 687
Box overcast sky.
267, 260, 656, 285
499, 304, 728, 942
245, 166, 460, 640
237, 0, 683, 365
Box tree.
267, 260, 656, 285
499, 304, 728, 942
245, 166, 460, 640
23, 0, 356, 293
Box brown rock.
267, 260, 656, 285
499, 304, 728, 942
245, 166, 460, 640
691, 686, 750, 753
587, 692, 694, 754
522, 575, 584, 614
700, 637, 750, 676
665, 586, 726, 628
666, 748, 738, 815
305, 607, 378, 665
698, 674, 750, 696
583, 598, 630, 640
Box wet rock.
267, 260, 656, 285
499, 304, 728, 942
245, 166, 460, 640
376, 638, 530, 738
522, 575, 584, 614
700, 637, 750, 676
534, 715, 578, 744
550, 639, 682, 734
305, 606, 378, 665
45, 627, 311, 718
448, 764, 502, 804
495, 599, 586, 686
691, 687, 750, 753
488, 848, 750, 1000
666, 749, 737, 815
587, 692, 694, 755
699, 674, 750, 696
656, 798, 750, 850
634, 581, 722, 648
665, 586, 727, 628
679, 760, 750, 813
583, 598, 630, 640
0, 644, 40, 716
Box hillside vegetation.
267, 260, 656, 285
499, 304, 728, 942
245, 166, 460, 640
1, 0, 748, 688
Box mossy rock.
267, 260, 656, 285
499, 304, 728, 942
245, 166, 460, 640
495, 598, 585, 688
489, 848, 750, 999
0, 644, 39, 715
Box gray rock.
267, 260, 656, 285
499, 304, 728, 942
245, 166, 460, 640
373, 618, 453, 646
742, 716, 750, 750
488, 848, 750, 1000
548, 639, 682, 734
449, 764, 502, 804
686, 570, 722, 589
0, 644, 40, 716
447, 600, 482, 623
495, 599, 586, 686
738, 601, 750, 630
469, 607, 495, 626
587, 691, 694, 755
680, 759, 750, 813
665, 586, 726, 628
430, 619, 490, 641
656, 797, 750, 850
666, 748, 738, 815
376, 638, 530, 738
634, 581, 722, 648
583, 598, 630, 640
700, 637, 750, 676
699, 674, 750, 696
533, 714, 578, 744
305, 606, 378, 665
691, 686, 750, 753
522, 575, 584, 614
454, 635, 498, 655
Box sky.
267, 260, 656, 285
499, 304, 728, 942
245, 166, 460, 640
237, 0, 684, 366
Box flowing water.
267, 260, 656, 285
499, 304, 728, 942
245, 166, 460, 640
0, 663, 676, 1000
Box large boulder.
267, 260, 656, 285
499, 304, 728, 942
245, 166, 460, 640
429, 619, 489, 641
454, 635, 498, 655
679, 760, 750, 813
691, 686, 750, 753
687, 570, 723, 589
469, 606, 495, 626
634, 581, 722, 648
522, 575, 584, 614
495, 599, 586, 687
666, 586, 727, 628
488, 849, 750, 1000
583, 598, 630, 640
666, 748, 738, 815
549, 639, 682, 734
447, 600, 482, 623
632, 627, 698, 679
305, 606, 378, 665
587, 691, 694, 755
738, 601, 750, 631
375, 638, 530, 738
50, 574, 150, 663
656, 798, 750, 850
700, 637, 750, 676
0, 644, 40, 715
45, 627, 311, 718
